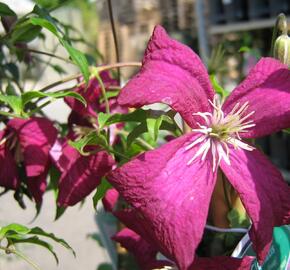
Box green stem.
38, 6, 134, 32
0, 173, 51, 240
109, 147, 129, 161
0, 246, 42, 270
94, 71, 111, 142
94, 72, 110, 114
118, 130, 154, 151
28, 100, 52, 116
0, 111, 22, 118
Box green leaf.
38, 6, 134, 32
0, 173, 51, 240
0, 2, 16, 16
210, 75, 229, 99
99, 90, 119, 103
239, 46, 250, 53
11, 236, 59, 264
5, 82, 17, 96
29, 227, 75, 256
61, 40, 89, 83
32, 5, 60, 30
98, 112, 111, 129
127, 122, 147, 147
22, 90, 86, 107
93, 178, 112, 209
227, 208, 250, 228
4, 63, 20, 81
146, 116, 165, 142
55, 206, 66, 221
68, 131, 108, 155
0, 223, 30, 239
0, 94, 22, 115
50, 64, 67, 75
30, 17, 59, 36
30, 14, 89, 82
11, 21, 42, 43
98, 263, 114, 270
101, 109, 148, 127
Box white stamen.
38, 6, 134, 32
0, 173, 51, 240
185, 135, 206, 150
211, 142, 217, 172
187, 139, 210, 165
185, 95, 255, 170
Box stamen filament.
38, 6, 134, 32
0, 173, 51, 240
186, 95, 255, 171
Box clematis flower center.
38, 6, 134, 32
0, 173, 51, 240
185, 95, 255, 171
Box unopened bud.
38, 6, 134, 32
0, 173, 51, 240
274, 34, 290, 66
276, 13, 288, 35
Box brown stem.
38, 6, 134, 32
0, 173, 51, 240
107, 0, 121, 83
26, 49, 73, 63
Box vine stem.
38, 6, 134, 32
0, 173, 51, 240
25, 49, 73, 64
0, 246, 42, 270
38, 62, 141, 93
107, 0, 121, 83
97, 62, 141, 72
38, 73, 81, 92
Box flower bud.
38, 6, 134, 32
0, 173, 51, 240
273, 34, 290, 66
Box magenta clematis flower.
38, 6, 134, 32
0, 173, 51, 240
51, 140, 114, 206
0, 117, 57, 202
65, 71, 123, 127
108, 26, 290, 269
51, 72, 120, 206
102, 188, 173, 269
103, 188, 254, 270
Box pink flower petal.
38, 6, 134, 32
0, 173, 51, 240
102, 188, 119, 212
112, 228, 171, 270
65, 71, 118, 118
108, 134, 217, 269
27, 171, 48, 203
192, 256, 254, 270
57, 144, 114, 206
8, 117, 57, 177
118, 25, 214, 128
220, 147, 290, 264
223, 58, 290, 138
0, 135, 20, 189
